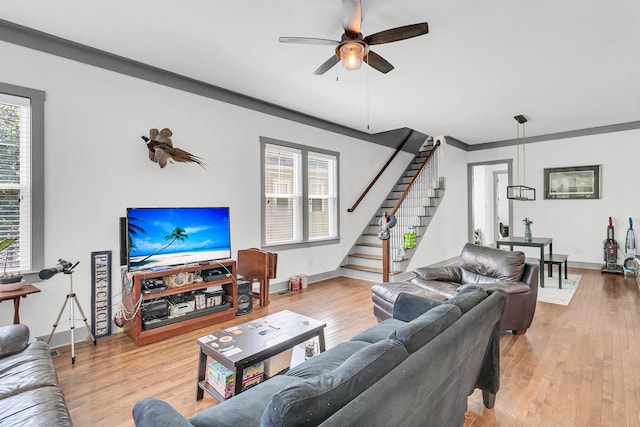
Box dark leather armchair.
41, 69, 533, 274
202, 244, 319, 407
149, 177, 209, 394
372, 243, 539, 335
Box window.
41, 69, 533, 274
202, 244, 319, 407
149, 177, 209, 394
261, 137, 339, 248
264, 144, 302, 244
0, 84, 45, 275
308, 152, 338, 239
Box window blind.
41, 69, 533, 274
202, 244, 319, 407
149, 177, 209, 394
308, 152, 337, 240
264, 144, 302, 245
0, 93, 32, 273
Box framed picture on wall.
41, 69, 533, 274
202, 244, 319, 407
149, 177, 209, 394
543, 165, 601, 199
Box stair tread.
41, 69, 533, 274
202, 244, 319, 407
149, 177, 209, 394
342, 264, 401, 275
350, 253, 383, 260
357, 242, 382, 248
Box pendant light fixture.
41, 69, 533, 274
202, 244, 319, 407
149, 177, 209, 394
507, 114, 536, 201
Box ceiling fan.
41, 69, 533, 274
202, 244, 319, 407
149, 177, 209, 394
279, 0, 428, 75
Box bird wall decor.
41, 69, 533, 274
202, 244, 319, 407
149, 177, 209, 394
140, 128, 206, 169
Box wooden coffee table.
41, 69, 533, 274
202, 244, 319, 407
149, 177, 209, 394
196, 310, 326, 401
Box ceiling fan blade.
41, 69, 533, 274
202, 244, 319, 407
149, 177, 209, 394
365, 50, 394, 74
341, 0, 362, 36
363, 22, 429, 45
313, 56, 341, 75
279, 37, 339, 46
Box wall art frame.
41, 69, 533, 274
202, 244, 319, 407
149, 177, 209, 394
543, 164, 601, 199
91, 250, 112, 338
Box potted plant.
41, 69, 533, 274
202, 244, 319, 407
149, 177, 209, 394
0, 238, 23, 286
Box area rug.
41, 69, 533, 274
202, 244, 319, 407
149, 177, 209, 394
536, 274, 581, 306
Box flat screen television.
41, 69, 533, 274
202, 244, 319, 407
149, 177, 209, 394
126, 207, 231, 272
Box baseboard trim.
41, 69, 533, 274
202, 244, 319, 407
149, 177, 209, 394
568, 261, 604, 270
270, 269, 343, 292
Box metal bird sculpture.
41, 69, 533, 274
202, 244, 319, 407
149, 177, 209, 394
140, 128, 206, 169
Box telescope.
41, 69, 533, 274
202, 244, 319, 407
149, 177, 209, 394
40, 258, 95, 364
39, 259, 75, 280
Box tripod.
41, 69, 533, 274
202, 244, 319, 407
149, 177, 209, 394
47, 263, 96, 364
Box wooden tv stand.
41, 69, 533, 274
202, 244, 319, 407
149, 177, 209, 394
121, 260, 238, 346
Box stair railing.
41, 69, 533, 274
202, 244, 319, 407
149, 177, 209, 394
347, 130, 413, 213
382, 139, 441, 282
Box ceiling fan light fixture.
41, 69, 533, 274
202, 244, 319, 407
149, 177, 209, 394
339, 42, 366, 70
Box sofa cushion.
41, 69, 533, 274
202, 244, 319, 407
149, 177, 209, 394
354, 298, 462, 352
407, 278, 459, 299
350, 319, 405, 344
0, 385, 73, 426
393, 292, 444, 322
390, 303, 461, 353
459, 281, 531, 295
443, 287, 488, 314
372, 282, 446, 306
0, 324, 29, 358
459, 243, 525, 283
413, 266, 462, 283
261, 339, 408, 427
0, 341, 61, 399
189, 375, 303, 427
285, 341, 370, 379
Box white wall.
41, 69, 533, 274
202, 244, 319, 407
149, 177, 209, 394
0, 41, 412, 337
467, 130, 640, 264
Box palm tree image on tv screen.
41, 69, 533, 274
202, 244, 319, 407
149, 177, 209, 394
126, 207, 231, 271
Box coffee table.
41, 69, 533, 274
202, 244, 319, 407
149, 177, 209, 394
196, 310, 326, 401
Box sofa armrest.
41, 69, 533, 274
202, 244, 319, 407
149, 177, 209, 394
132, 398, 193, 427
0, 324, 30, 358
413, 266, 462, 283
393, 292, 443, 322
521, 262, 539, 289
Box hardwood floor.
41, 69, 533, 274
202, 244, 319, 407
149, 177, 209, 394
52, 269, 640, 427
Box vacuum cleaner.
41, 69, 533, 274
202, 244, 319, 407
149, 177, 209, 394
623, 218, 637, 277
602, 216, 624, 274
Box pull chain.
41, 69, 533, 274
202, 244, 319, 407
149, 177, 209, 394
366, 55, 370, 130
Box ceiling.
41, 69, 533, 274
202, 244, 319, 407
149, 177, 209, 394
1, 0, 639, 145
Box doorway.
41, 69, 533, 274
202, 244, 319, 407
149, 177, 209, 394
468, 160, 513, 245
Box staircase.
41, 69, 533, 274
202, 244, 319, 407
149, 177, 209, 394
341, 141, 445, 282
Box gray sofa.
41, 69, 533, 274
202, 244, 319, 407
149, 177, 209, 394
372, 243, 539, 334
0, 324, 73, 426
133, 286, 507, 427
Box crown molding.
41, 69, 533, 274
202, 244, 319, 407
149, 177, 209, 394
0, 19, 428, 151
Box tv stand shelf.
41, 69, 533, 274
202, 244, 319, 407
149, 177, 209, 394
122, 260, 238, 346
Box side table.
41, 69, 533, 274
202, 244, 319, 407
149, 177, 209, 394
0, 284, 41, 324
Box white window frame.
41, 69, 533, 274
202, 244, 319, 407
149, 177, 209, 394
0, 83, 45, 277
261, 136, 340, 249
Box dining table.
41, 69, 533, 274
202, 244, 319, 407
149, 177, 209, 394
496, 236, 553, 287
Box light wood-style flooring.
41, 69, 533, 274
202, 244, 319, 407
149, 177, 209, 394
52, 268, 640, 427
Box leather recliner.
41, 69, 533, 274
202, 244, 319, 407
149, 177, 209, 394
372, 243, 539, 335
